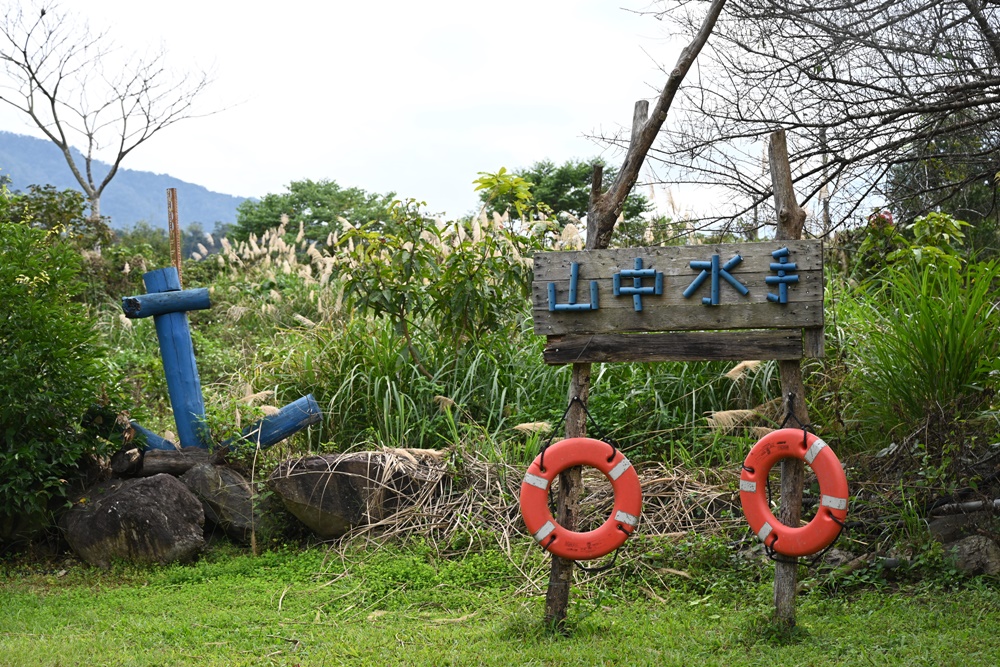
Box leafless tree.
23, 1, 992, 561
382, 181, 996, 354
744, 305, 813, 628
608, 0, 1000, 236
0, 1, 212, 221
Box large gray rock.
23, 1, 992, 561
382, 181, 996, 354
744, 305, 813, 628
268, 450, 444, 538
180, 464, 281, 544
63, 474, 205, 568
948, 535, 1000, 576
929, 511, 994, 544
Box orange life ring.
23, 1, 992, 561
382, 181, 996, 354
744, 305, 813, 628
520, 437, 642, 561
739, 428, 848, 558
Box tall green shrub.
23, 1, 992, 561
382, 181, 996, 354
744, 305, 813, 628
847, 261, 1000, 471
0, 216, 114, 522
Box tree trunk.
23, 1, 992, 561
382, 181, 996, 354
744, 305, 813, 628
587, 0, 728, 249
89, 195, 101, 223
540, 0, 728, 631
768, 129, 810, 627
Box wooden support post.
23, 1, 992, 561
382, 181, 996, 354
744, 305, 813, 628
167, 188, 182, 286
544, 160, 608, 631
768, 129, 811, 626
142, 267, 209, 449
544, 362, 590, 629
529, 0, 728, 629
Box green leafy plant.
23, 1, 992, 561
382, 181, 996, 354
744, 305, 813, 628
847, 209, 906, 280
889, 211, 971, 271
475, 159, 653, 236
474, 167, 536, 223
337, 198, 535, 377
0, 211, 116, 525
4, 184, 113, 249
846, 260, 1000, 474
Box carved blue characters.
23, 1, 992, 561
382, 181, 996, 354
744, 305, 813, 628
613, 258, 664, 311
548, 262, 599, 311
682, 253, 749, 305
766, 247, 799, 304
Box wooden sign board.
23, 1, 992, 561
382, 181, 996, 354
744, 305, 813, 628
531, 240, 824, 364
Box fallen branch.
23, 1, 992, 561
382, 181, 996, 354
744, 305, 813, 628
929, 499, 1000, 517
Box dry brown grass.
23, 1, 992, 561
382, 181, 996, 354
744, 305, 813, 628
317, 444, 741, 586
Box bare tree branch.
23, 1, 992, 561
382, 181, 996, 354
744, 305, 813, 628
611, 0, 1000, 234
0, 1, 214, 221
588, 0, 728, 249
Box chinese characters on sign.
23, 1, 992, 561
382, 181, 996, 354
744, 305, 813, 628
532, 240, 825, 362
613, 258, 664, 311
547, 247, 799, 311
682, 253, 749, 305
766, 247, 799, 304
547, 262, 599, 311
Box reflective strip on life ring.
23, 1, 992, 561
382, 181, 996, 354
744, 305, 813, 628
519, 437, 642, 561
739, 428, 848, 558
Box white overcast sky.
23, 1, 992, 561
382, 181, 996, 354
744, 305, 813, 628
0, 1, 684, 219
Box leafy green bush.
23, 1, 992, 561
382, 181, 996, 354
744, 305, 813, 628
338, 199, 535, 362
4, 183, 113, 250
845, 260, 1000, 474
887, 211, 971, 271
0, 216, 115, 523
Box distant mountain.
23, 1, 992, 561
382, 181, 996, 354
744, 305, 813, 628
0, 131, 250, 230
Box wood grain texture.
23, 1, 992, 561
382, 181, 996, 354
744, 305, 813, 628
803, 327, 825, 359
543, 331, 803, 364
534, 300, 823, 335
139, 447, 212, 477
769, 130, 811, 627
534, 240, 822, 279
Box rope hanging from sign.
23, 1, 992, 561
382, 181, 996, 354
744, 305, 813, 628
739, 427, 848, 558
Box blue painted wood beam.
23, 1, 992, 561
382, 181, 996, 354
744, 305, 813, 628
225, 394, 322, 451
140, 267, 210, 449
129, 421, 178, 451
122, 288, 211, 319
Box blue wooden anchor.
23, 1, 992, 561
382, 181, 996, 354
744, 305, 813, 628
122, 266, 321, 452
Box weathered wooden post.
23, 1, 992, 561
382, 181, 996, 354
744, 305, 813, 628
167, 187, 183, 284
768, 129, 816, 626
124, 266, 211, 448
529, 0, 728, 629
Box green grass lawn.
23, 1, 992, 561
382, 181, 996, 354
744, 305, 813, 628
2, 542, 998, 666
